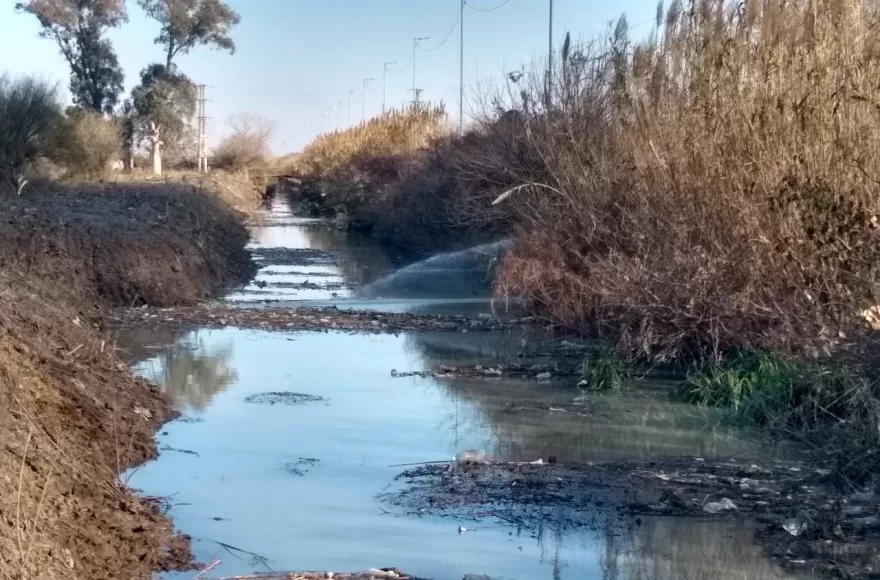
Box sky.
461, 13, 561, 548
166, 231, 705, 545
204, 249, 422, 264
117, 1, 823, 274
0, 0, 659, 153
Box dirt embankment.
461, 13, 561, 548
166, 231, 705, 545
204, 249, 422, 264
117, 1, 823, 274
0, 182, 258, 580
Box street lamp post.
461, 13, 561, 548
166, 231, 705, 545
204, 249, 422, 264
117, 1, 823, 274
412, 36, 429, 105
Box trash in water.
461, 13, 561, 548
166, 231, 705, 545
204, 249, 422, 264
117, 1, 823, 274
455, 450, 490, 465
702, 498, 738, 514
529, 458, 544, 465
783, 517, 809, 536
458, 526, 468, 534
536, 372, 552, 381
244, 392, 324, 405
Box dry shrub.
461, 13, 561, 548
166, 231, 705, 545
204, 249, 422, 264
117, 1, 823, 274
295, 105, 449, 179
483, 0, 880, 362
213, 113, 274, 171
0, 75, 61, 194
50, 109, 122, 179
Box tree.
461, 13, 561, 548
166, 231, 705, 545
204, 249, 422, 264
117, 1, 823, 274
16, 0, 126, 115
137, 0, 241, 69
131, 64, 196, 175
213, 114, 274, 170
0, 75, 62, 195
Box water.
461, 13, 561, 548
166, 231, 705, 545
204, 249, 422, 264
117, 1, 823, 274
120, 195, 804, 580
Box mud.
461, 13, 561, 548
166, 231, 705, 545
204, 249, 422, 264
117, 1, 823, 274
0, 181, 261, 579
111, 305, 516, 333
384, 459, 880, 578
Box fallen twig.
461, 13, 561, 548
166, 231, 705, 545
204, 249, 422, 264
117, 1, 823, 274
193, 558, 221, 579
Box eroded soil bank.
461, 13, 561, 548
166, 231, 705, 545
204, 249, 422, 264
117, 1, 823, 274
0, 181, 258, 580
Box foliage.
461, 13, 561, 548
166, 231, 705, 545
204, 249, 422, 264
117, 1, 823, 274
50, 108, 122, 178
212, 113, 274, 170
131, 64, 196, 172
16, 0, 126, 114
138, 0, 241, 68
579, 342, 633, 392
0, 75, 62, 194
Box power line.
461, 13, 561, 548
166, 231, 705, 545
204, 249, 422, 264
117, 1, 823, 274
417, 11, 462, 53
466, 0, 512, 12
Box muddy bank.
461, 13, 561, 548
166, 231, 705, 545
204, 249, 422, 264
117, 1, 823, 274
0, 184, 256, 306
0, 183, 258, 579
386, 459, 880, 578
111, 305, 517, 333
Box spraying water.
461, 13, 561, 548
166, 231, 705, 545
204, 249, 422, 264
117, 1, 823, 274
359, 239, 511, 298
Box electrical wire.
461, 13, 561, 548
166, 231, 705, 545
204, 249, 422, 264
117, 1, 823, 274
417, 11, 462, 52
465, 0, 513, 13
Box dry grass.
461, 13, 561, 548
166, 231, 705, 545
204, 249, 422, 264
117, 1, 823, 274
479, 0, 880, 362
294, 105, 449, 180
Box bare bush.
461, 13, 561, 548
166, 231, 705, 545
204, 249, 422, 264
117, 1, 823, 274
50, 109, 122, 179
0, 75, 62, 194
212, 113, 274, 171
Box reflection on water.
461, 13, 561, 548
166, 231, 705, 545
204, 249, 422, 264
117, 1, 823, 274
129, 331, 237, 412
124, 328, 798, 579
603, 517, 797, 580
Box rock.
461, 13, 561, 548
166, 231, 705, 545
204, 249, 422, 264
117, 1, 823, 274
702, 498, 738, 514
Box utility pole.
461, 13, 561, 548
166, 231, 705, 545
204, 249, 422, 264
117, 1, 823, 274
382, 61, 396, 115
197, 84, 208, 173
348, 90, 355, 127
546, 0, 554, 109
412, 36, 429, 107
362, 77, 374, 122
459, 0, 465, 136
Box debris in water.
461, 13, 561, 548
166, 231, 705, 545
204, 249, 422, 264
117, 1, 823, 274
159, 445, 199, 456
783, 517, 809, 536
702, 498, 738, 514
458, 526, 468, 534
244, 392, 324, 405
536, 372, 552, 381
283, 457, 321, 476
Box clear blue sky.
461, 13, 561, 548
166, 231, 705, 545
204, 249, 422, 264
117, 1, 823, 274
1, 0, 658, 153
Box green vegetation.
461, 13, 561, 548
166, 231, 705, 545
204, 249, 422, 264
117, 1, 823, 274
579, 343, 633, 392
16, 0, 127, 115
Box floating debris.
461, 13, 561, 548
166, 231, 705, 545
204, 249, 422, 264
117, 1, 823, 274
283, 457, 321, 476
245, 392, 324, 406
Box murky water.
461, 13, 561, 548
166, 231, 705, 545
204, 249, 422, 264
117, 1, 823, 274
122, 196, 804, 580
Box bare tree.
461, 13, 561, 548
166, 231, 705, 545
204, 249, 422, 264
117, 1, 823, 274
137, 0, 241, 69
213, 113, 274, 170
16, 0, 126, 115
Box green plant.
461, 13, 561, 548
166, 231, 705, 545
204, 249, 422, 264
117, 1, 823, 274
681, 351, 800, 425
579, 342, 632, 391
